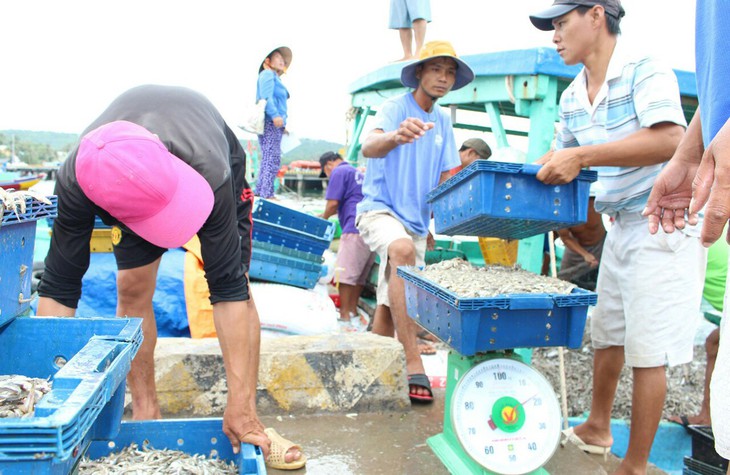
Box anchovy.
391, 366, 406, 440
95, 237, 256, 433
0, 375, 52, 418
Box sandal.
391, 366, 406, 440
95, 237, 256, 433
407, 373, 434, 404
263, 428, 307, 470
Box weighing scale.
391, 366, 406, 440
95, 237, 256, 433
428, 351, 562, 475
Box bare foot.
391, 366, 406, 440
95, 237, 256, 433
572, 422, 613, 448
418, 339, 436, 355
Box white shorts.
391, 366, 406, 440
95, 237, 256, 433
356, 210, 426, 306
710, 266, 730, 459
591, 212, 706, 367
388, 0, 431, 29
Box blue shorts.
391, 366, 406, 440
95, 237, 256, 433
389, 0, 431, 29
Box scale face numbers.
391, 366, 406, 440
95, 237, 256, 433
451, 358, 561, 475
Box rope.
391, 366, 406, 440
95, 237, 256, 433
548, 231, 570, 430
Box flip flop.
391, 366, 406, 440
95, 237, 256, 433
561, 427, 611, 460
669, 415, 695, 434
263, 428, 307, 470
407, 373, 434, 404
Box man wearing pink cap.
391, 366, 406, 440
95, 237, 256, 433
36, 85, 304, 468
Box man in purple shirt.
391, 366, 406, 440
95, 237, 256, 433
320, 152, 375, 329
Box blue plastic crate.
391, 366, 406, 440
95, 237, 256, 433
0, 316, 143, 473
1, 196, 58, 324
86, 418, 267, 475
249, 244, 324, 289
252, 240, 324, 264
397, 266, 597, 356
252, 199, 335, 255
427, 161, 597, 240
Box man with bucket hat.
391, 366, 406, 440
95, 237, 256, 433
37, 85, 306, 469
530, 2, 706, 473
356, 40, 473, 403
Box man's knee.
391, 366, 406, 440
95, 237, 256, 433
117, 268, 157, 302
387, 238, 416, 267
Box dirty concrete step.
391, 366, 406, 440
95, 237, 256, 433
128, 333, 410, 417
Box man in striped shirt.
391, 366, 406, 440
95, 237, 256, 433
530, 1, 706, 473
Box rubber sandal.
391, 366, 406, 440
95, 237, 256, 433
407, 373, 434, 404
561, 427, 611, 460
263, 428, 307, 470
669, 415, 696, 434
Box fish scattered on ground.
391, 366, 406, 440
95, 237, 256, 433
0, 375, 52, 418
79, 443, 238, 474
415, 258, 576, 298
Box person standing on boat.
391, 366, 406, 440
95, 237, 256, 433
255, 46, 292, 199
319, 151, 375, 331
644, 0, 730, 469
389, 0, 431, 61
356, 41, 474, 403
530, 1, 707, 473
36, 85, 306, 470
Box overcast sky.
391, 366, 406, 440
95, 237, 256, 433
1, 1, 695, 146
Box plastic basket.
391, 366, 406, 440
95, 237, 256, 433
687, 426, 729, 471
684, 456, 726, 475
252, 199, 335, 255
427, 161, 597, 240
425, 248, 467, 265
478, 237, 519, 266
249, 243, 324, 289
397, 266, 597, 356
0, 196, 58, 323
0, 316, 143, 473
86, 418, 266, 475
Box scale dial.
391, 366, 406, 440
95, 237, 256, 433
451, 358, 561, 475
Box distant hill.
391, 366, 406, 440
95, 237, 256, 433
1, 130, 79, 151
1, 129, 347, 166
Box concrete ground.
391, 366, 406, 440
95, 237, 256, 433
259, 388, 667, 475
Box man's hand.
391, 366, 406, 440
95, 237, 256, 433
535, 149, 584, 185
394, 118, 434, 145
643, 155, 699, 234
690, 120, 730, 246
583, 253, 599, 269
223, 402, 270, 458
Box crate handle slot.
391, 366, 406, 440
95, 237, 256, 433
508, 295, 554, 310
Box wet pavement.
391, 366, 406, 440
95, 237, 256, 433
259, 388, 668, 475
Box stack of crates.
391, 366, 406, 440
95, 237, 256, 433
683, 426, 729, 474
0, 195, 144, 474
250, 198, 335, 289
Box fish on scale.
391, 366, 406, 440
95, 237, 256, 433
415, 258, 576, 298
79, 443, 238, 474
0, 375, 52, 418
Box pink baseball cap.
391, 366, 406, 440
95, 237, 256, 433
75, 120, 214, 248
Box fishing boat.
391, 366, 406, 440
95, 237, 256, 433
0, 172, 46, 190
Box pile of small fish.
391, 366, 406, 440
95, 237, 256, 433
415, 258, 576, 297
0, 375, 52, 418
79, 443, 238, 474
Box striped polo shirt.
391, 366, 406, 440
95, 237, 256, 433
556, 44, 687, 217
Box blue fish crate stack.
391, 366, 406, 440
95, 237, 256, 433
250, 199, 335, 289
86, 418, 266, 474
428, 161, 597, 239
398, 161, 599, 355
0, 194, 144, 474
398, 266, 596, 356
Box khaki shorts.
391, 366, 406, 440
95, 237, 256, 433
591, 212, 706, 367
710, 273, 730, 459
335, 233, 376, 286
356, 210, 426, 306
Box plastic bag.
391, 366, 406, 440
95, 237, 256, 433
239, 99, 267, 135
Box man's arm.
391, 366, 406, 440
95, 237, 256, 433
321, 199, 339, 220
537, 122, 685, 184
557, 229, 598, 268
362, 118, 435, 158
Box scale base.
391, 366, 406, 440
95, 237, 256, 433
428, 433, 550, 475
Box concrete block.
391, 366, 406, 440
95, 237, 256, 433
128, 333, 410, 417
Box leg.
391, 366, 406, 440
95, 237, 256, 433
572, 346, 624, 448
117, 258, 162, 420
670, 327, 719, 426
398, 28, 413, 60
412, 19, 427, 57
616, 366, 666, 475
338, 282, 364, 321
386, 238, 428, 397
372, 304, 395, 337
255, 122, 283, 199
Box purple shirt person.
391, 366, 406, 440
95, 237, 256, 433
320, 152, 375, 330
